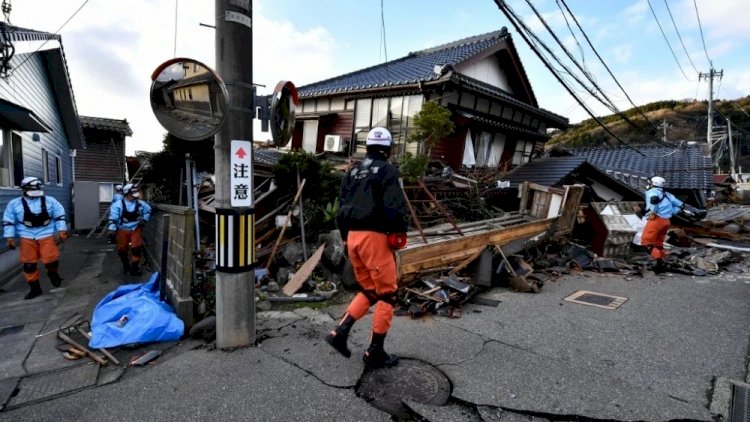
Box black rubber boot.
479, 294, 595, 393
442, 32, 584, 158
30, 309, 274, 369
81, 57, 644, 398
324, 314, 355, 358
362, 332, 399, 368
118, 251, 130, 274
45, 261, 62, 287
129, 261, 143, 276
48, 272, 62, 288
24, 281, 42, 300
652, 259, 667, 274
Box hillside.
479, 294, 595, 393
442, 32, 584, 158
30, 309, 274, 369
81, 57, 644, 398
547, 97, 750, 151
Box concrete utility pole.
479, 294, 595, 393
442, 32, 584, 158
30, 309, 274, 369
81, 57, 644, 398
728, 117, 735, 177
657, 117, 671, 143
699, 67, 723, 148
215, 0, 255, 348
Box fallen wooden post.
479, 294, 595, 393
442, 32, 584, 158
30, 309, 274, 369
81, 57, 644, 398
401, 181, 427, 244
448, 248, 485, 275
76, 326, 121, 365
265, 179, 307, 270
58, 331, 107, 366
282, 244, 325, 296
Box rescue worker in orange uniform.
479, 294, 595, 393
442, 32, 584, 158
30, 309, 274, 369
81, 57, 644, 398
2, 177, 68, 299
325, 127, 409, 368
108, 184, 151, 276
640, 176, 683, 273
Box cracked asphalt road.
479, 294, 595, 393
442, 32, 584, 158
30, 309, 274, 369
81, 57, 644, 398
1, 270, 748, 421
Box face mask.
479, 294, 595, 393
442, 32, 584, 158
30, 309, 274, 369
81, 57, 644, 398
132, 192, 140, 199
26, 190, 44, 197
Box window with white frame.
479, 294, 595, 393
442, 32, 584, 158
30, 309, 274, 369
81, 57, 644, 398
512, 140, 534, 166
353, 95, 424, 156
0, 131, 24, 187
474, 131, 506, 168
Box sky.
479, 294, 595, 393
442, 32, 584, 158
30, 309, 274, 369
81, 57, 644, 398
8, 0, 750, 154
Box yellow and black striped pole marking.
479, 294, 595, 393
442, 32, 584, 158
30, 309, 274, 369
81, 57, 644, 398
215, 208, 255, 272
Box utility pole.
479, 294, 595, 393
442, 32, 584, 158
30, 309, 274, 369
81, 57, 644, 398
657, 117, 671, 143
699, 67, 723, 148
215, 0, 255, 348
728, 117, 735, 178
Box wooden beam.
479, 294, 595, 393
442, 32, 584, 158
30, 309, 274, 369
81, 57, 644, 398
281, 244, 325, 296
448, 247, 485, 275
265, 179, 306, 270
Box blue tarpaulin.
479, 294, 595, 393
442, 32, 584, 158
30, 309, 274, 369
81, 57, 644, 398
89, 273, 184, 349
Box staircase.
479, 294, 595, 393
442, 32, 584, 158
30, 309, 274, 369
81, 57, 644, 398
85, 163, 147, 239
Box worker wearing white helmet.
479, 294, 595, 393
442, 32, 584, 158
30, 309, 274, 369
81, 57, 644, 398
112, 184, 124, 204
641, 176, 684, 273
2, 176, 68, 299
325, 127, 409, 369
108, 184, 152, 276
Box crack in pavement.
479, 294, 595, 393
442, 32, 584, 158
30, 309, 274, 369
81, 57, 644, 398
257, 347, 357, 390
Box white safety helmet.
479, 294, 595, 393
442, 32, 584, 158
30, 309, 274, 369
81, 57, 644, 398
122, 183, 137, 195
115, 184, 124, 192
649, 176, 666, 188
365, 127, 392, 147
21, 176, 43, 190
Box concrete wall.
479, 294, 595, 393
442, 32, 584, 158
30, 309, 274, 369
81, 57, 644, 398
143, 203, 195, 327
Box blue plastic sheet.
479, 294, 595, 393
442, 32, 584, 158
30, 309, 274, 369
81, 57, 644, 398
89, 273, 184, 349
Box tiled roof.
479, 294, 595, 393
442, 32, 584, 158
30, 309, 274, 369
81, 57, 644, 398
565, 144, 713, 190
254, 149, 286, 167
297, 29, 511, 97
79, 116, 133, 136
0, 22, 59, 42
455, 109, 548, 140
502, 156, 587, 188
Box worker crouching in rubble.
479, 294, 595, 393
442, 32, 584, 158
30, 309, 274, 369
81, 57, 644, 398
325, 127, 409, 369
640, 176, 684, 274
108, 184, 151, 276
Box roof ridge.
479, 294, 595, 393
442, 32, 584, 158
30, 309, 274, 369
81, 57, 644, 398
410, 27, 509, 56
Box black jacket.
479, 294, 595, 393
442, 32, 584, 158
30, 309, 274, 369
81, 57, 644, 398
336, 153, 408, 240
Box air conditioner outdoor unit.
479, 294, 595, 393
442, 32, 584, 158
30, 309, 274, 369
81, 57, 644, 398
324, 134, 344, 152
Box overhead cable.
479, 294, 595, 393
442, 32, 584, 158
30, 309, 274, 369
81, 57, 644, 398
559, 0, 661, 130
645, 0, 695, 82
692, 0, 712, 66
493, 0, 647, 157
523, 0, 656, 134
10, 0, 91, 76
663, 0, 699, 75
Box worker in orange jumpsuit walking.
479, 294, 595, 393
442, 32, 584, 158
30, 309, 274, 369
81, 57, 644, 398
641, 176, 683, 273
325, 127, 409, 368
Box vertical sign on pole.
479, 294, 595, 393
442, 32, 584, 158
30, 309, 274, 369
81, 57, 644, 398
230, 140, 253, 207
216, 140, 255, 274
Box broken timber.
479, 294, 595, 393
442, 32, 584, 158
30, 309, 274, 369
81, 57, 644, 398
395, 183, 585, 283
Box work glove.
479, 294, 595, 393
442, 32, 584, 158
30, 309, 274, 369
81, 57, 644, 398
137, 216, 146, 227
56, 231, 68, 244
7, 238, 16, 250
108, 231, 117, 244
387, 233, 407, 250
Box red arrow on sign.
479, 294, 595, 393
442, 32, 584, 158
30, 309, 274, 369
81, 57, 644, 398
235, 147, 247, 159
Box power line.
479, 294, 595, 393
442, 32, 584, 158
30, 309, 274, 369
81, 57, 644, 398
523, 0, 651, 134
493, 0, 648, 156
663, 0, 699, 75
10, 0, 91, 76
692, 0, 712, 66
380, 0, 387, 63
559, 0, 659, 131
554, 0, 590, 81
646, 0, 694, 82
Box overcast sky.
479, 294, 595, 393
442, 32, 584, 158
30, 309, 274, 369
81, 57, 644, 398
10, 0, 750, 154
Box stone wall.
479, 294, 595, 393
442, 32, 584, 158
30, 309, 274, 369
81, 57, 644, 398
143, 203, 195, 327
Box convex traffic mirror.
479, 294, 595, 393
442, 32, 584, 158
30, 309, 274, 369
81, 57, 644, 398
150, 58, 228, 141
270, 80, 299, 147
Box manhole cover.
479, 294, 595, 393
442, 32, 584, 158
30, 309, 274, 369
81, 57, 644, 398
564, 290, 627, 310
356, 359, 451, 416
7, 363, 99, 408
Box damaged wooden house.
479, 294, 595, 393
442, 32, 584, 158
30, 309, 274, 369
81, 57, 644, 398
291, 27, 568, 170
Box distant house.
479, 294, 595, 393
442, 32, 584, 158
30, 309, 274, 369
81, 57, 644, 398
550, 143, 714, 207
293, 28, 568, 169
0, 23, 84, 279
73, 116, 132, 230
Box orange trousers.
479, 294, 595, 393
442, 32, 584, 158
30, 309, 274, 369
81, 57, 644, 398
641, 216, 670, 260
344, 231, 398, 334
20, 237, 59, 282
116, 228, 144, 263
